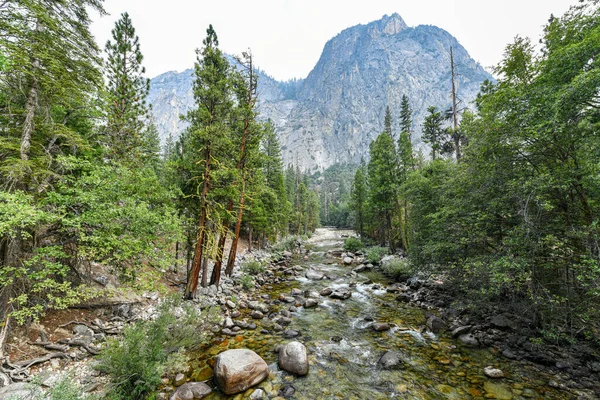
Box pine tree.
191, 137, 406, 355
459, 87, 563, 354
368, 132, 398, 252
184, 25, 233, 297
399, 95, 412, 141
422, 106, 445, 160
104, 12, 150, 162
383, 106, 393, 138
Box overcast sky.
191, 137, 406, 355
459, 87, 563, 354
90, 0, 574, 81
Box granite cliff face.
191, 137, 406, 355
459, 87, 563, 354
148, 13, 492, 171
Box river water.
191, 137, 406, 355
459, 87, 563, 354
191, 228, 575, 399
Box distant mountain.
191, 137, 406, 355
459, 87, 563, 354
148, 13, 492, 171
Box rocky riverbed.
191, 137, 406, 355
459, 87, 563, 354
175, 228, 599, 399
3, 228, 599, 400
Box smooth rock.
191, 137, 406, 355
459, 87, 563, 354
170, 382, 212, 400
213, 349, 269, 395
304, 299, 318, 308
426, 315, 446, 334
451, 325, 472, 338
305, 270, 324, 280
372, 323, 391, 332
251, 311, 264, 319
377, 351, 407, 369
458, 333, 479, 347
319, 287, 333, 296
484, 366, 505, 379
283, 329, 299, 338
174, 373, 186, 386
343, 257, 353, 265
278, 341, 309, 376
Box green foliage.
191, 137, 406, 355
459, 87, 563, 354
365, 246, 388, 264
422, 106, 446, 160
367, 132, 398, 251
97, 296, 217, 400
401, 1, 600, 334
239, 274, 255, 290
381, 258, 414, 282
242, 259, 265, 275
103, 12, 151, 162
343, 237, 363, 253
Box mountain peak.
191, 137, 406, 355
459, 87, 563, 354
372, 13, 408, 36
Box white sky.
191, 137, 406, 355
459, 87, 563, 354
90, 0, 574, 81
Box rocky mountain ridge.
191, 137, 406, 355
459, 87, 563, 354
148, 13, 493, 171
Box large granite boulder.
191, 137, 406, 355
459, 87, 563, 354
213, 349, 269, 395
278, 341, 309, 376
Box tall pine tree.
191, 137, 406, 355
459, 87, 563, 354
104, 12, 150, 162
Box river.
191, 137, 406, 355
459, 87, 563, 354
190, 228, 575, 399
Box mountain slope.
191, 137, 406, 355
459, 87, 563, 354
148, 13, 492, 171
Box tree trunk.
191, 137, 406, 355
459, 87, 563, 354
225, 175, 246, 276
184, 148, 211, 298
209, 228, 228, 286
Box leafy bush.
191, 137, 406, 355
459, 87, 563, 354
96, 296, 217, 400
381, 258, 414, 282
343, 237, 363, 252
365, 246, 388, 264
239, 274, 255, 290
241, 259, 265, 275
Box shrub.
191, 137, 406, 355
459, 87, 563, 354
365, 246, 388, 264
381, 258, 414, 282
96, 296, 216, 400
239, 274, 255, 290
343, 237, 363, 252
241, 259, 265, 275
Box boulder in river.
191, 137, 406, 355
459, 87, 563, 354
377, 350, 407, 369
305, 270, 325, 280
170, 382, 212, 400
372, 322, 391, 332
343, 256, 353, 265
213, 349, 269, 395
426, 315, 447, 334
278, 341, 309, 376
330, 288, 352, 300
304, 298, 318, 308
319, 287, 333, 296
483, 366, 505, 379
